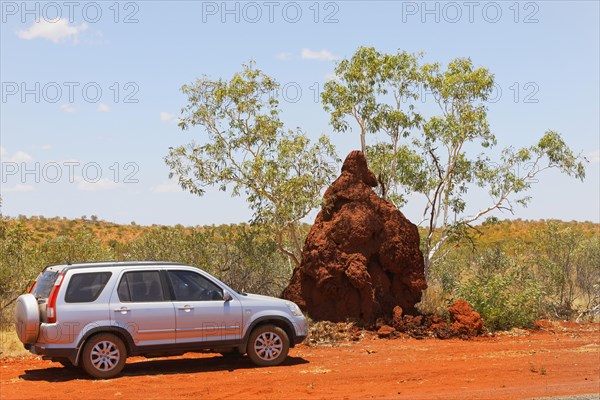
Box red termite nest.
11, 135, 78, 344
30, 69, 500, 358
282, 151, 427, 323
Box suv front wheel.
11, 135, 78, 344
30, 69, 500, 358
81, 333, 127, 379
246, 325, 289, 367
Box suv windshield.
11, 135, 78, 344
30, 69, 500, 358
32, 270, 60, 298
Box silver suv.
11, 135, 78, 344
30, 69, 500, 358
15, 261, 307, 378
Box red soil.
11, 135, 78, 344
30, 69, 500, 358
2, 322, 598, 400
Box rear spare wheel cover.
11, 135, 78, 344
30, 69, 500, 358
15, 294, 40, 344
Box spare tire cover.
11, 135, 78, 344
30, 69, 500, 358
15, 294, 40, 344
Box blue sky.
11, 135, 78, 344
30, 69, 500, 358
1, 0, 599, 226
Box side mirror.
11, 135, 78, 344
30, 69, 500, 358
223, 291, 233, 302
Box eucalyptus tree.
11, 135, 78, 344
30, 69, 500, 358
322, 47, 586, 276
322, 47, 423, 204
166, 62, 338, 267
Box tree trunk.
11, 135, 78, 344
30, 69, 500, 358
360, 133, 366, 153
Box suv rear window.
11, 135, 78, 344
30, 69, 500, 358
65, 272, 112, 303
32, 270, 60, 298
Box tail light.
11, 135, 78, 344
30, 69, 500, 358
47, 274, 64, 323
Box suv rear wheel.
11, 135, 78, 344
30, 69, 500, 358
246, 324, 289, 366
81, 333, 127, 379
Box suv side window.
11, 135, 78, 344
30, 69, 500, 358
168, 270, 223, 301
118, 271, 165, 302
65, 272, 112, 303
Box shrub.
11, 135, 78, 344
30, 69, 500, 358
458, 248, 542, 331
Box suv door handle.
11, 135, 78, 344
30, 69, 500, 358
114, 307, 130, 314
177, 305, 193, 312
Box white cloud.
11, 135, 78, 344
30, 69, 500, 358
40, 144, 53, 150
276, 52, 293, 61
74, 176, 120, 191
584, 149, 600, 164
61, 104, 76, 113
151, 182, 182, 193
97, 103, 111, 112
301, 48, 338, 61
160, 112, 179, 123
9, 151, 33, 163
1, 184, 34, 193
1, 147, 33, 163
159, 112, 173, 121
16, 19, 88, 44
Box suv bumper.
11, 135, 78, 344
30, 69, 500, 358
29, 344, 78, 364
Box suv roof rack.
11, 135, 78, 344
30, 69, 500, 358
45, 261, 193, 271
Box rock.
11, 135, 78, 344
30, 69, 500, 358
392, 306, 404, 331
375, 317, 388, 329
282, 150, 427, 323
402, 315, 429, 339
434, 325, 454, 340
448, 300, 484, 337
426, 315, 447, 331
411, 315, 423, 326
377, 325, 396, 338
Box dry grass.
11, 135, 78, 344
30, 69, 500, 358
496, 328, 531, 337
416, 285, 449, 317
1, 329, 30, 358
305, 318, 364, 347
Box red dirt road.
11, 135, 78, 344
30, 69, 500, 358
1, 322, 598, 400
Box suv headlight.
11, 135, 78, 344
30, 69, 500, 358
285, 301, 303, 317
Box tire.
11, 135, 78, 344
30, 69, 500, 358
246, 324, 289, 367
81, 333, 127, 379
14, 294, 40, 344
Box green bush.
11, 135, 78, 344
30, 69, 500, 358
0, 221, 45, 327
1, 216, 596, 331
458, 248, 542, 331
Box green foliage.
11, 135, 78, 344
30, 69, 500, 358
365, 143, 428, 206
322, 47, 586, 278
0, 220, 41, 325
1, 216, 598, 330
166, 61, 338, 266
531, 222, 600, 319
0, 221, 115, 326
457, 248, 542, 331
117, 224, 293, 297
40, 227, 114, 265
574, 237, 600, 314
322, 47, 423, 204
423, 219, 599, 329
201, 225, 291, 296
120, 227, 209, 265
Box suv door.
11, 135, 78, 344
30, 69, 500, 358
166, 269, 243, 344
109, 270, 176, 346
